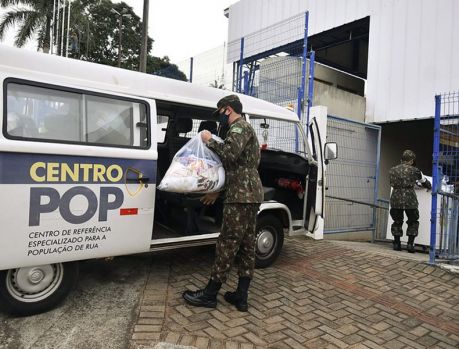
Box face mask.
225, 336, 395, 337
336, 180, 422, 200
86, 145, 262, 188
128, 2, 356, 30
218, 109, 229, 128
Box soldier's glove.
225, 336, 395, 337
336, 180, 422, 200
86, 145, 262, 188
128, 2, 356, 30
423, 180, 432, 190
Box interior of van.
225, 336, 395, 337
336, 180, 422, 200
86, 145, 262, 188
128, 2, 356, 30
152, 100, 316, 240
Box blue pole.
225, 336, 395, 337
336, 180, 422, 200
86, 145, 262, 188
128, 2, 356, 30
243, 71, 249, 95
297, 11, 309, 122
238, 37, 245, 93
372, 126, 382, 243
306, 50, 315, 139
296, 11, 309, 153
189, 57, 193, 83
429, 95, 442, 264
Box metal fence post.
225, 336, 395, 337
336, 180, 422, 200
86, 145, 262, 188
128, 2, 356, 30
189, 57, 193, 83
306, 50, 315, 138
429, 95, 441, 264
297, 11, 309, 123
372, 125, 382, 243
238, 37, 245, 93
243, 71, 249, 95
295, 11, 309, 153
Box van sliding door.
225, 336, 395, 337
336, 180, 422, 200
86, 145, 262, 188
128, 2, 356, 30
0, 78, 157, 270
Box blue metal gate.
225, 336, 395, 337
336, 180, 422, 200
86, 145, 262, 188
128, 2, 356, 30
430, 92, 459, 264
324, 116, 381, 237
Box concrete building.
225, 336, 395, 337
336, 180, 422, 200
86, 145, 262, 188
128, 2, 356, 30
224, 0, 459, 200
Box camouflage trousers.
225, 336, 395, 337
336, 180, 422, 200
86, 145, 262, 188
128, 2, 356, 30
210, 203, 259, 283
390, 208, 419, 237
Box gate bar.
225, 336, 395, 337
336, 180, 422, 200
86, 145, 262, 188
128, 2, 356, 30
429, 95, 441, 264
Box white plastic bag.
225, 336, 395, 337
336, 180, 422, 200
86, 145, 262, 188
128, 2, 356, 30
158, 132, 225, 193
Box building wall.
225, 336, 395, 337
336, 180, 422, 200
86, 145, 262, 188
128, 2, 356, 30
257, 56, 366, 121
314, 81, 366, 122
227, 0, 372, 46
227, 0, 459, 123
378, 119, 434, 200
314, 62, 365, 96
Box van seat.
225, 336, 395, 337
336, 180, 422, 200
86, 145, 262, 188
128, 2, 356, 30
168, 118, 193, 161
198, 120, 217, 134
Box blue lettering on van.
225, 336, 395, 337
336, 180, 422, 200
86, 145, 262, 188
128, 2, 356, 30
29, 186, 124, 226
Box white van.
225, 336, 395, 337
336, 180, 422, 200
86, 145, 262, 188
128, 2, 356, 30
0, 45, 337, 315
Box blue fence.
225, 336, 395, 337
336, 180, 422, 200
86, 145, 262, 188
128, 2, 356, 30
231, 12, 314, 128
430, 92, 459, 264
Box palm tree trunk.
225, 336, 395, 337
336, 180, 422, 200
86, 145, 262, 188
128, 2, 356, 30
43, 15, 51, 53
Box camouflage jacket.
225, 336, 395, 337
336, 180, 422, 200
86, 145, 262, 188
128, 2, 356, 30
207, 118, 263, 203
389, 163, 422, 209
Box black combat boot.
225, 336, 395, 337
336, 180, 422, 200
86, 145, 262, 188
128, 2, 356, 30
224, 276, 251, 312
182, 279, 221, 308
393, 236, 402, 251
407, 236, 415, 253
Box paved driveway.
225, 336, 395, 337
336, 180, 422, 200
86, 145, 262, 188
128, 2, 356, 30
129, 238, 459, 349
0, 254, 150, 349
1, 237, 458, 349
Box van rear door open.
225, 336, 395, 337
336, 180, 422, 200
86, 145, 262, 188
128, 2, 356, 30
0, 78, 157, 270
308, 106, 329, 218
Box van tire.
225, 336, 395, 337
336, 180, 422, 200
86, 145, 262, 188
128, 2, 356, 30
255, 215, 284, 268
0, 262, 79, 316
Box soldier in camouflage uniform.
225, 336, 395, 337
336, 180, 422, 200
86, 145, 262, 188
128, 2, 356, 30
389, 150, 431, 253
183, 95, 263, 311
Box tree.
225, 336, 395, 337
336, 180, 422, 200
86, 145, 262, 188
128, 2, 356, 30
76, 1, 186, 80
0, 0, 187, 80
147, 55, 187, 81
0, 0, 54, 50
69, 0, 151, 70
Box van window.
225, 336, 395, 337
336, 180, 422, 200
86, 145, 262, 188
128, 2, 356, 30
5, 82, 148, 148
156, 115, 169, 143
179, 119, 201, 138
251, 117, 307, 155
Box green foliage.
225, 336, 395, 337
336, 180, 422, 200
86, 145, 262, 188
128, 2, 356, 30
147, 55, 187, 81
0, 0, 187, 80
0, 0, 53, 49
74, 0, 152, 70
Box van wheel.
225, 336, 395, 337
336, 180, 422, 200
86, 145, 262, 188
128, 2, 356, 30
255, 215, 284, 268
0, 262, 79, 316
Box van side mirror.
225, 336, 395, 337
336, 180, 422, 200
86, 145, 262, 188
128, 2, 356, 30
324, 142, 338, 162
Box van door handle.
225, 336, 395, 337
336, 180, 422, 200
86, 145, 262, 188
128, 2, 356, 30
139, 177, 150, 183
318, 180, 323, 186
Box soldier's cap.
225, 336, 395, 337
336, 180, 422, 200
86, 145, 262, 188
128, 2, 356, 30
401, 149, 416, 163
212, 95, 243, 118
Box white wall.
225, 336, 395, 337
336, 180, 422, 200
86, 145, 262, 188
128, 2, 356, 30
314, 81, 366, 122
365, 0, 458, 123
227, 0, 372, 47
257, 56, 365, 121
226, 0, 459, 123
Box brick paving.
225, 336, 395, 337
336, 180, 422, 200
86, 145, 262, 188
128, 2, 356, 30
129, 237, 459, 349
